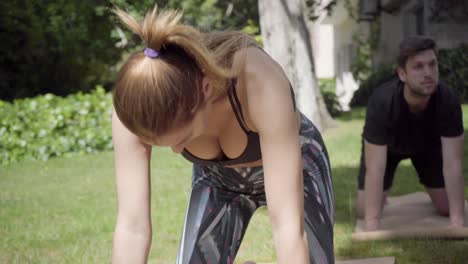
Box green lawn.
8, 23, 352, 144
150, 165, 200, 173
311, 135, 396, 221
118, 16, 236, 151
1, 106, 467, 263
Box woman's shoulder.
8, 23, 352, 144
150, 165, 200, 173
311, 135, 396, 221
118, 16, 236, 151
232, 47, 289, 93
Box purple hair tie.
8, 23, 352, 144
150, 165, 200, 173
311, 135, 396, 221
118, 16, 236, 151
144, 47, 160, 58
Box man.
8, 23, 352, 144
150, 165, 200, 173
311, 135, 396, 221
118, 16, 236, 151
357, 36, 465, 231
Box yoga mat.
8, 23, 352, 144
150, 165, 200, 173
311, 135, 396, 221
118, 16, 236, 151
254, 257, 396, 264
353, 192, 468, 241
336, 257, 396, 264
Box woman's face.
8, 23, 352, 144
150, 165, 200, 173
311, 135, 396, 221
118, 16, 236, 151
148, 108, 208, 153
145, 76, 215, 153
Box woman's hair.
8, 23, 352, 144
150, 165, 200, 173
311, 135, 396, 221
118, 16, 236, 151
112, 6, 257, 141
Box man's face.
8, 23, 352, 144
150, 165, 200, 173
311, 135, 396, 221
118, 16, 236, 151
397, 49, 439, 97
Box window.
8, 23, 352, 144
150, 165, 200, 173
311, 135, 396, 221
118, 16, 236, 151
414, 6, 425, 35
403, 2, 425, 36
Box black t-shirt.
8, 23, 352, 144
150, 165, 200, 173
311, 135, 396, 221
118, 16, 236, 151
363, 77, 464, 155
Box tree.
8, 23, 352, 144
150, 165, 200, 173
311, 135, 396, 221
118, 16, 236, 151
0, 0, 122, 100
258, 0, 333, 130
0, 0, 260, 101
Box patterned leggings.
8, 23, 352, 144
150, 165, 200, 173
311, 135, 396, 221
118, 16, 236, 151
176, 115, 334, 264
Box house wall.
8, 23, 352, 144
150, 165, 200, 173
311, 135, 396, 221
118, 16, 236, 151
332, 19, 360, 110
375, 11, 403, 66
424, 0, 468, 49
318, 0, 360, 110
314, 24, 335, 78
428, 22, 468, 49
376, 0, 468, 65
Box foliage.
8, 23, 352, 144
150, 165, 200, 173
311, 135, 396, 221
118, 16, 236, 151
350, 34, 373, 84
343, 0, 382, 86
0, 1, 122, 101
349, 19, 381, 84
1, 106, 467, 263
1, 0, 260, 101
99, 0, 260, 49
319, 78, 342, 117
240, 19, 262, 45
341, 0, 382, 85
343, 0, 358, 20
349, 64, 397, 107
0, 87, 113, 165
438, 43, 468, 102
429, 0, 468, 23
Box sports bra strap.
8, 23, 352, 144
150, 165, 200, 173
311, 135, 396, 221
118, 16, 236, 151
227, 79, 251, 133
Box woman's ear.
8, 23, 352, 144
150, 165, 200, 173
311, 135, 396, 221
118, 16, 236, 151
201, 76, 214, 102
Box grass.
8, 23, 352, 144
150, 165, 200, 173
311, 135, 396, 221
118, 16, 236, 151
1, 105, 467, 263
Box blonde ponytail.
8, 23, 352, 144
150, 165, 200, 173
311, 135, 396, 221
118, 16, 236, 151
112, 5, 257, 140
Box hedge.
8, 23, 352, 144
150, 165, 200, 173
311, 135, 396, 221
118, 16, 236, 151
0, 87, 113, 165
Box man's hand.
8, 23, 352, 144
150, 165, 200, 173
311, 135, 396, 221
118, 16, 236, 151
363, 140, 387, 232
365, 218, 381, 231
449, 218, 465, 228
441, 134, 465, 230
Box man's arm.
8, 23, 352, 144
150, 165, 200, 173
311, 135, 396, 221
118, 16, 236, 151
441, 134, 465, 227
363, 140, 387, 231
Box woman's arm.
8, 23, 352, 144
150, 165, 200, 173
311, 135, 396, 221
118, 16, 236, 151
111, 110, 153, 264
238, 48, 309, 264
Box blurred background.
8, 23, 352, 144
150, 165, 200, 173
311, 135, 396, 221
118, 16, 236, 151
1, 0, 467, 263
2, 0, 468, 164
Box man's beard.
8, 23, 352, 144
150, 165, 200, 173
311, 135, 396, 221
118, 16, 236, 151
406, 82, 436, 98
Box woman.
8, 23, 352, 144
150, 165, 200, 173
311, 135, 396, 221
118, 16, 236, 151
111, 6, 334, 264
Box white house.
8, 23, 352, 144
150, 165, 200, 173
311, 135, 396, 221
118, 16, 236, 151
314, 0, 468, 110
367, 0, 468, 65
314, 0, 361, 111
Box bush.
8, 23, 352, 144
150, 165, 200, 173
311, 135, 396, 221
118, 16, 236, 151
0, 2, 123, 101
350, 65, 396, 107
0, 0, 261, 101
0, 87, 113, 165
438, 43, 468, 102
319, 78, 342, 117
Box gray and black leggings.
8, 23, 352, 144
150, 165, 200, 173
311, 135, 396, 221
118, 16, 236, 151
176, 115, 334, 264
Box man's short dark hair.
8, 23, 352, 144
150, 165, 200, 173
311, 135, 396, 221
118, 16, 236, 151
397, 36, 437, 68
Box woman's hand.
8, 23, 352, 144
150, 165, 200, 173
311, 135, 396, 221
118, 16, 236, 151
237, 48, 309, 264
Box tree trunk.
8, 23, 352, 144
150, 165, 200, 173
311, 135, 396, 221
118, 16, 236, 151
258, 0, 334, 131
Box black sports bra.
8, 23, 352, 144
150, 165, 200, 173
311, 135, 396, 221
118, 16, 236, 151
181, 78, 296, 166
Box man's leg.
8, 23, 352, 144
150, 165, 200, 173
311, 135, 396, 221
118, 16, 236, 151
411, 146, 449, 216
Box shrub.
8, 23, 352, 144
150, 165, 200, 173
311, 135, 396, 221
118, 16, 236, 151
438, 43, 468, 102
0, 2, 122, 101
350, 65, 397, 107
0, 87, 113, 165
319, 78, 342, 117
